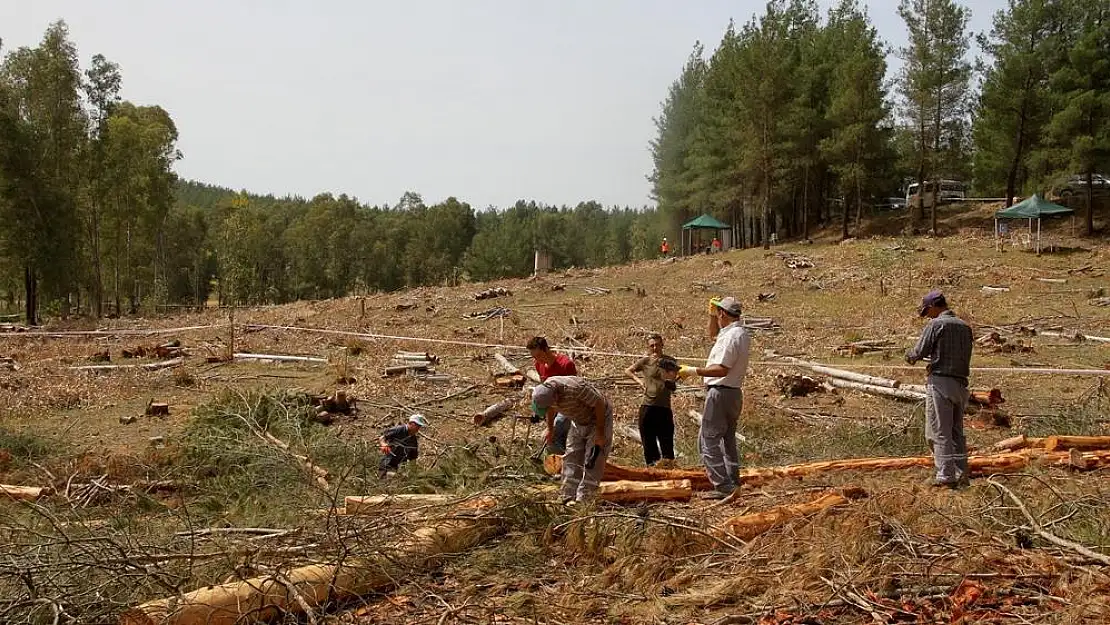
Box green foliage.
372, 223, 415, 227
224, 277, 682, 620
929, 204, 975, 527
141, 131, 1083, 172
0, 426, 58, 465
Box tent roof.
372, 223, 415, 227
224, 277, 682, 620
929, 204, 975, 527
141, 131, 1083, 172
682, 214, 730, 230
994, 194, 1074, 219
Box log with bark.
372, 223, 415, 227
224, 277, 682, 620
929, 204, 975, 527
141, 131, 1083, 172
544, 455, 712, 490
596, 479, 692, 503
259, 432, 331, 489
234, 353, 327, 364
984, 434, 1045, 453
827, 378, 925, 402
120, 500, 501, 625
718, 487, 867, 540
474, 393, 525, 427
1, 484, 52, 501
808, 364, 901, 388
70, 357, 185, 373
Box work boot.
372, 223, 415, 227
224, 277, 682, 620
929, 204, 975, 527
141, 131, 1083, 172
654, 458, 677, 470
924, 477, 961, 489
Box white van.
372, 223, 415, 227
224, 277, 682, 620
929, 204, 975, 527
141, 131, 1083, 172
905, 180, 966, 207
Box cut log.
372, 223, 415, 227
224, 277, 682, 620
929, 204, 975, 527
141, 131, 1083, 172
1038, 330, 1110, 344
120, 499, 500, 625
474, 394, 523, 426
145, 400, 170, 417
985, 434, 1044, 453
827, 379, 925, 402
384, 363, 429, 376
1034, 278, 1067, 284
1043, 435, 1110, 452
234, 353, 327, 364
808, 364, 900, 388
970, 389, 1005, 407
70, 357, 185, 372
544, 455, 712, 490
596, 479, 692, 503
718, 488, 867, 540
493, 353, 521, 375
1, 484, 52, 501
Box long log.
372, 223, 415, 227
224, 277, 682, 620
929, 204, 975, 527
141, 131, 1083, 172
260, 432, 330, 489
120, 500, 500, 625
827, 378, 925, 402
544, 455, 712, 490
70, 357, 185, 372
719, 488, 867, 540
234, 353, 327, 364
807, 364, 900, 388
596, 479, 692, 503
474, 392, 525, 426
1, 484, 52, 501
1044, 435, 1110, 452
985, 434, 1044, 453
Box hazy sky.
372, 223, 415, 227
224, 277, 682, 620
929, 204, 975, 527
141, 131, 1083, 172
2, 1, 1003, 209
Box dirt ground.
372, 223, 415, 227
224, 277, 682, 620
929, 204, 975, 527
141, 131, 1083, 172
2, 202, 1110, 624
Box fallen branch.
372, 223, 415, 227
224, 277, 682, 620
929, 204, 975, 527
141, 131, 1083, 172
987, 479, 1110, 566
1, 484, 52, 501
259, 432, 331, 489
718, 487, 867, 540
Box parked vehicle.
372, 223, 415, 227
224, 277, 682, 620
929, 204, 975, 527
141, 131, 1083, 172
905, 180, 966, 207
1054, 173, 1110, 200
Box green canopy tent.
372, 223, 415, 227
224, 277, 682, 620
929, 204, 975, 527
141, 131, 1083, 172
681, 214, 731, 255
993, 194, 1075, 253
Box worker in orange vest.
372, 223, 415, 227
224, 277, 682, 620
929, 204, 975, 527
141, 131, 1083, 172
660, 237, 670, 257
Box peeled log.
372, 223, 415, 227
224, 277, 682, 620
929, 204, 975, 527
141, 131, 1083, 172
1044, 435, 1110, 452
474, 393, 523, 426
985, 434, 1044, 453
719, 488, 867, 540
827, 378, 925, 402
493, 353, 521, 375
1, 484, 52, 501
596, 479, 692, 503
543, 455, 713, 490
120, 501, 500, 625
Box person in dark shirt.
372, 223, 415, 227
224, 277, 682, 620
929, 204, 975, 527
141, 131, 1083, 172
527, 336, 577, 453
378, 414, 428, 478
906, 290, 974, 488
625, 333, 680, 467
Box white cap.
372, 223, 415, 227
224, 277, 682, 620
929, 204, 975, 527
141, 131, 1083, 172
409, 414, 429, 427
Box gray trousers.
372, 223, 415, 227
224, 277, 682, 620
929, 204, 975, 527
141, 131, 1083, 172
700, 386, 742, 492
561, 408, 614, 502
549, 413, 571, 454
925, 375, 969, 482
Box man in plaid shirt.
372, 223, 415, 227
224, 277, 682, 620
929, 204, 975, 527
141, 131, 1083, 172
531, 376, 613, 504
906, 290, 973, 488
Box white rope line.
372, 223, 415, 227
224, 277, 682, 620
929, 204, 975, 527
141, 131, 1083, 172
0, 324, 221, 338
243, 324, 1110, 377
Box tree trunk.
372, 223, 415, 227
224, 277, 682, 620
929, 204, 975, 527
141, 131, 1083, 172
854, 172, 863, 235
23, 265, 37, 326
840, 196, 849, 240
718, 488, 866, 540
1086, 170, 1094, 235
1004, 89, 1032, 208
802, 163, 810, 240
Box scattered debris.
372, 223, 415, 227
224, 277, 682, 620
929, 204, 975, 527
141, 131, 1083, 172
775, 251, 814, 269
463, 307, 511, 320
89, 349, 110, 363
1090, 297, 1110, 307
70, 357, 185, 373
234, 353, 327, 364
758, 292, 776, 302
976, 331, 1035, 353
981, 285, 1011, 294
834, 339, 897, 356
550, 283, 565, 291
742, 317, 781, 331
776, 374, 825, 397
0, 356, 18, 371
119, 415, 137, 425
385, 352, 438, 377
394, 302, 418, 311
144, 399, 170, 417
473, 287, 512, 300
581, 286, 611, 295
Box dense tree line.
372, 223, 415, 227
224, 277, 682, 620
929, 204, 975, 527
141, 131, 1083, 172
650, 0, 1110, 241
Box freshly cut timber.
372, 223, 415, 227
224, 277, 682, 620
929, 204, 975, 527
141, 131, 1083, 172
827, 379, 925, 402
719, 488, 867, 540
120, 500, 501, 625
985, 434, 1044, 453
1, 485, 52, 501
596, 479, 692, 503
474, 393, 524, 426
343, 494, 461, 514
1044, 435, 1110, 452
544, 454, 712, 490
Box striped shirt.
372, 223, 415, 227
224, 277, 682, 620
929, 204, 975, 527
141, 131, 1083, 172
906, 310, 973, 384
540, 376, 608, 426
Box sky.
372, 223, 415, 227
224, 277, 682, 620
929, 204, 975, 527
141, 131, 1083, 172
1, 1, 1004, 209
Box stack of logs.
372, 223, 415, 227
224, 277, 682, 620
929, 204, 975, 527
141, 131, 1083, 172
384, 352, 439, 377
